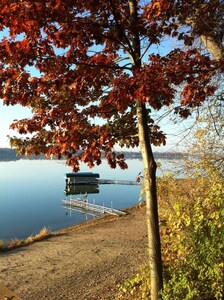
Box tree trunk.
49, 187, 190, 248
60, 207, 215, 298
136, 102, 163, 300
185, 6, 224, 61
200, 34, 223, 61
128, 1, 163, 298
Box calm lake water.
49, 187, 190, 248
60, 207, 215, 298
0, 158, 179, 242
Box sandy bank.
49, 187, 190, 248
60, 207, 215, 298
0, 203, 148, 300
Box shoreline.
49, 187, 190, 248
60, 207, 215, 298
1, 202, 143, 251
0, 202, 148, 300
55, 202, 144, 232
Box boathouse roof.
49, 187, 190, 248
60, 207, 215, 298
65, 172, 100, 178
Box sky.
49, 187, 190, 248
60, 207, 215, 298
0, 15, 188, 153
0, 100, 189, 152
0, 102, 31, 148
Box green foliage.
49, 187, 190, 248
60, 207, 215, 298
158, 104, 223, 299
117, 270, 151, 300
118, 158, 224, 300
117, 273, 142, 299
160, 162, 224, 299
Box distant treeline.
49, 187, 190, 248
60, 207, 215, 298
0, 148, 45, 161
116, 151, 184, 160
0, 148, 184, 162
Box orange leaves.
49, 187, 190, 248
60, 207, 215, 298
0, 0, 221, 173
9, 2, 29, 12
69, 81, 78, 90
145, 0, 170, 20
21, 38, 31, 52
53, 0, 62, 10
1, 36, 8, 46
2, 79, 11, 96
181, 83, 216, 108
4, 41, 12, 56
152, 1, 162, 17
60, 143, 68, 154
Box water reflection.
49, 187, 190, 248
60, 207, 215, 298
0, 159, 143, 242
64, 184, 100, 196
62, 181, 128, 218
63, 184, 101, 218
0, 158, 181, 242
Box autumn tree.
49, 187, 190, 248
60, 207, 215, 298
149, 0, 224, 60
0, 1, 222, 298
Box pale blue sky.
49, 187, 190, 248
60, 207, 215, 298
0, 100, 188, 152
0, 102, 31, 147
0, 20, 187, 152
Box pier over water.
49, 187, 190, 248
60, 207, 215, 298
64, 172, 141, 186
62, 198, 126, 216
98, 179, 140, 185
63, 173, 140, 217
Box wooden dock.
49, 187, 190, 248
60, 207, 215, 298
64, 174, 141, 186
62, 202, 102, 217
62, 198, 126, 216
98, 179, 140, 185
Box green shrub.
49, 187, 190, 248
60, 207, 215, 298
160, 168, 224, 300
118, 168, 223, 300
117, 269, 151, 300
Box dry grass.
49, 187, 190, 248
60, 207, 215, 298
0, 227, 51, 252
0, 240, 4, 248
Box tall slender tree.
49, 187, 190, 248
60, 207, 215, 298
0, 1, 221, 298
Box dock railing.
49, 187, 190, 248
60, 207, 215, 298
62, 198, 126, 216
98, 179, 140, 185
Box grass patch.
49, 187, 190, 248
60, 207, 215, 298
0, 227, 51, 252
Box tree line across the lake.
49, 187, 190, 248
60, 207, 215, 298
0, 148, 184, 162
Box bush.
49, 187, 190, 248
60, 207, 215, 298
117, 165, 224, 300
160, 165, 224, 299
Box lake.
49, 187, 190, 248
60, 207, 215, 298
0, 158, 179, 242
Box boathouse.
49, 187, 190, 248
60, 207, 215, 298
65, 172, 100, 185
